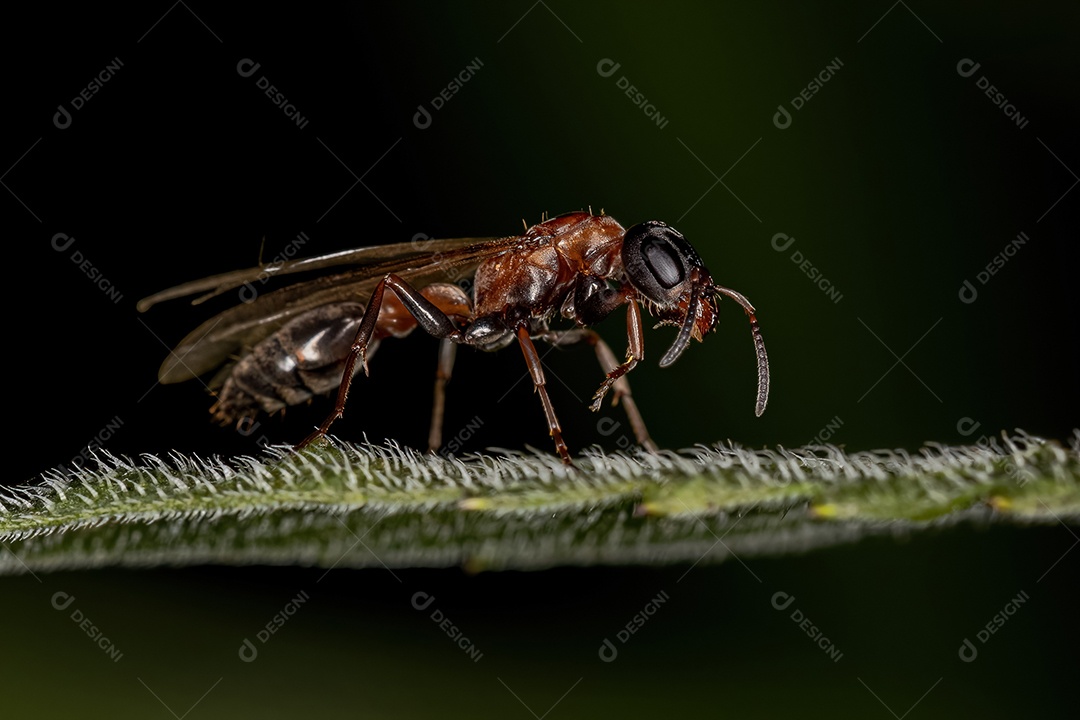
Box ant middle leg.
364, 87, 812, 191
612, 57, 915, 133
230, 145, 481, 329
516, 325, 574, 465
538, 322, 657, 452
428, 338, 457, 453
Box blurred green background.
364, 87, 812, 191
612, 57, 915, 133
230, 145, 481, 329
3, 2, 1078, 717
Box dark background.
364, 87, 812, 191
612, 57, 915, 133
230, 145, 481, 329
2, 2, 1077, 717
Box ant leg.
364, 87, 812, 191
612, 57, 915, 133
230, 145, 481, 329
428, 338, 457, 452
516, 326, 574, 465
589, 300, 645, 409
540, 325, 657, 452
297, 273, 465, 449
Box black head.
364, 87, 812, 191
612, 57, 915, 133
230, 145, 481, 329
621, 221, 706, 306
621, 220, 770, 416
622, 221, 716, 368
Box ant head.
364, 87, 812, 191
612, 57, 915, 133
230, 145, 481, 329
621, 221, 705, 306
622, 221, 718, 363
621, 220, 770, 416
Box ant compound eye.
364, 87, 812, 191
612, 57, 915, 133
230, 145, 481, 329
622, 221, 703, 302
641, 236, 684, 288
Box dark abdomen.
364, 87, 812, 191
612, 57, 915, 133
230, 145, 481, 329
212, 302, 370, 424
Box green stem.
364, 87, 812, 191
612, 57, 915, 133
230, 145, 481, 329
2, 432, 1077, 575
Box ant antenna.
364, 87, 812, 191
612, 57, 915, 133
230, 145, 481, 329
714, 285, 770, 416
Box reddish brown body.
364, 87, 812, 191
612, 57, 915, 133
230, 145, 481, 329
473, 212, 626, 317
140, 211, 770, 464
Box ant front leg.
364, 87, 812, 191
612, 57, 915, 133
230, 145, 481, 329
297, 274, 467, 450
588, 299, 645, 412
539, 326, 656, 452
564, 279, 651, 445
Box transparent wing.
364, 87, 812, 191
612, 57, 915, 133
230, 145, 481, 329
142, 236, 518, 384
136, 237, 494, 312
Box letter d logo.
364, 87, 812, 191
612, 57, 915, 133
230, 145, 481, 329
238, 638, 258, 662
53, 104, 73, 130
51, 591, 75, 611
958, 279, 978, 304
771, 591, 795, 611
412, 591, 435, 611
237, 58, 261, 78
413, 105, 432, 130
956, 58, 981, 78
773, 104, 792, 130
596, 58, 621, 78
